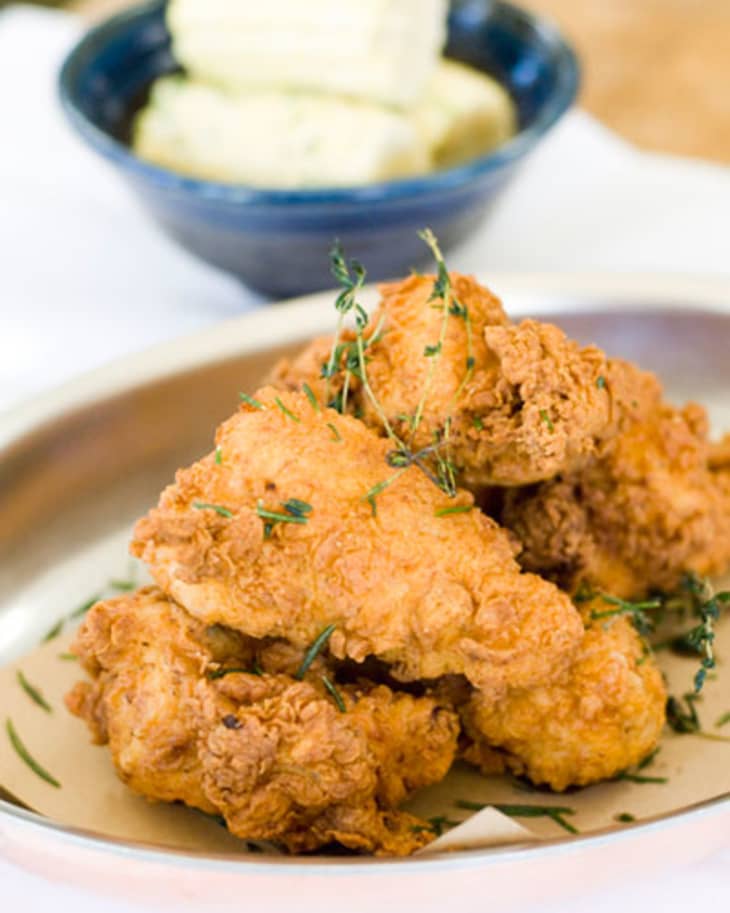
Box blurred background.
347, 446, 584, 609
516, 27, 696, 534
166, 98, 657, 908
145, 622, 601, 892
21, 0, 730, 163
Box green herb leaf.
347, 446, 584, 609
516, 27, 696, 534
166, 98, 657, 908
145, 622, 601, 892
615, 813, 636, 823
69, 594, 101, 619
295, 625, 336, 680
302, 383, 320, 412
58, 653, 78, 662
16, 671, 52, 713
193, 502, 234, 519
321, 675, 346, 713
539, 410, 555, 432
327, 422, 343, 442
215, 446, 223, 465
274, 396, 301, 423
207, 667, 260, 680
596, 375, 607, 389
472, 416, 484, 431
256, 501, 309, 537
434, 504, 473, 518
617, 771, 668, 785
281, 499, 313, 518
239, 392, 264, 410
6, 719, 60, 788
42, 620, 64, 643
715, 712, 730, 729
455, 800, 578, 835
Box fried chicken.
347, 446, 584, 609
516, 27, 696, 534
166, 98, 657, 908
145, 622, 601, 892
273, 272, 617, 487
460, 608, 667, 791
502, 384, 730, 599
66, 587, 459, 855
131, 386, 583, 697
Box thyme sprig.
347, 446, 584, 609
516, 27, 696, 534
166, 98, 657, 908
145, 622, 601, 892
321, 674, 346, 713
666, 693, 730, 743
591, 574, 728, 693
257, 500, 310, 538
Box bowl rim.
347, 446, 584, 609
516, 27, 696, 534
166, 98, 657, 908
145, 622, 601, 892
57, 0, 580, 206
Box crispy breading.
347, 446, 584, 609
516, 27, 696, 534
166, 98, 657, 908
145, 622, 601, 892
502, 395, 730, 599
67, 588, 459, 855
131, 387, 583, 696
272, 273, 616, 486
461, 612, 667, 791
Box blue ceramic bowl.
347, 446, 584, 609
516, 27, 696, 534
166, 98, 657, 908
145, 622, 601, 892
59, 0, 579, 297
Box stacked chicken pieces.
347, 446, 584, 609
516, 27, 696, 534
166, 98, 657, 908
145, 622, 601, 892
68, 272, 730, 855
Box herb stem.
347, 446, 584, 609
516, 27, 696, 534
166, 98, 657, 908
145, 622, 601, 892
6, 719, 60, 788
295, 625, 337, 680
16, 672, 52, 713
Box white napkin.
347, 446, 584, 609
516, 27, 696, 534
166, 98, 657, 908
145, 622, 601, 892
2, 5, 730, 415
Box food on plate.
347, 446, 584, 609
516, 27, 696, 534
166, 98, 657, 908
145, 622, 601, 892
133, 1, 516, 186
68, 242, 730, 856
500, 395, 730, 599
461, 607, 666, 791
67, 587, 459, 855
130, 385, 583, 694
167, 0, 448, 108
273, 269, 617, 487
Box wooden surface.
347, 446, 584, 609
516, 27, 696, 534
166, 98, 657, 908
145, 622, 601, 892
71, 0, 730, 163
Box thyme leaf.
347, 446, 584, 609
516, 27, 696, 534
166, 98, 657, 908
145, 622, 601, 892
434, 504, 473, 518
296, 625, 336, 680
274, 397, 301, 423
455, 800, 578, 835
16, 671, 52, 713
321, 675, 346, 713
6, 719, 60, 788
302, 383, 320, 412
193, 502, 234, 519
327, 422, 342, 442
239, 392, 264, 410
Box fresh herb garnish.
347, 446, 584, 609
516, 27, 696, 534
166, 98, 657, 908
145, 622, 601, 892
715, 712, 730, 729
321, 675, 346, 712
615, 813, 636, 823
6, 719, 60, 788
596, 375, 606, 390
274, 396, 301, 423
58, 653, 78, 662
295, 625, 336, 680
256, 500, 309, 538
215, 446, 223, 465
616, 771, 668, 785
327, 422, 342, 442
434, 504, 473, 518
109, 579, 136, 592
281, 499, 313, 518
472, 416, 484, 431
425, 815, 460, 836
16, 671, 52, 713
239, 392, 264, 410
302, 383, 320, 412
667, 693, 701, 733
42, 620, 64, 643
455, 800, 578, 835
193, 502, 234, 519
539, 410, 555, 432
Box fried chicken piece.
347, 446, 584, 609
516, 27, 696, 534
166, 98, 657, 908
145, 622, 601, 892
502, 387, 730, 599
461, 609, 667, 791
131, 386, 583, 697
66, 588, 459, 856
273, 272, 616, 487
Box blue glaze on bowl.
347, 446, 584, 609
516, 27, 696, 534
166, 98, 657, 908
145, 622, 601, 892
59, 0, 579, 297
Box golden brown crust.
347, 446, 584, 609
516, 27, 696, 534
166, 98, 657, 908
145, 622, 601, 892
67, 589, 459, 855
503, 398, 730, 598
131, 386, 583, 696
461, 613, 667, 791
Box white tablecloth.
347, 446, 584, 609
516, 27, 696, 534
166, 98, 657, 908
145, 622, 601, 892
1, 5, 729, 911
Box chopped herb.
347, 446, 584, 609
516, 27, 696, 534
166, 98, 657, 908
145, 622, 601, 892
215, 446, 223, 465
596, 375, 606, 390
281, 499, 313, 518
6, 719, 60, 788
427, 815, 460, 836
539, 410, 555, 432
424, 343, 442, 358
193, 502, 234, 519
367, 495, 377, 517
58, 653, 78, 662
274, 396, 301, 423
109, 579, 136, 592
434, 504, 473, 518
326, 422, 342, 442
295, 625, 336, 680
239, 392, 264, 410
16, 671, 52, 713
617, 771, 668, 785
638, 747, 660, 770
666, 693, 701, 733
472, 416, 484, 431
42, 620, 64, 643
302, 383, 320, 412
69, 594, 101, 619
256, 501, 309, 538
615, 813, 636, 823
321, 675, 346, 713
715, 712, 730, 729
455, 800, 578, 835
207, 667, 257, 680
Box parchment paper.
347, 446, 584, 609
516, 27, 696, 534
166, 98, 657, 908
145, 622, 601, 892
1, 583, 728, 854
